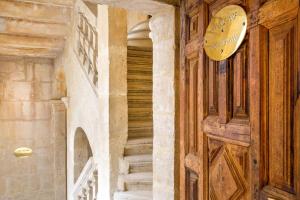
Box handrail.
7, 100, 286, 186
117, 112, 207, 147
73, 157, 98, 199
73, 157, 93, 193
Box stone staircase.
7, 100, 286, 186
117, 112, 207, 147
114, 19, 153, 200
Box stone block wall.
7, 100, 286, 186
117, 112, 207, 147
0, 57, 66, 200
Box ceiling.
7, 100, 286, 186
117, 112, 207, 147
0, 0, 73, 58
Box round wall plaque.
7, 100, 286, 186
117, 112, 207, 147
204, 5, 247, 61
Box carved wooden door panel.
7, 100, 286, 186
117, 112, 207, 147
180, 0, 300, 200
259, 1, 300, 199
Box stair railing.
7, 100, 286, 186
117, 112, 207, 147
73, 157, 98, 200
74, 0, 99, 91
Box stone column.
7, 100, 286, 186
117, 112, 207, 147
150, 6, 178, 200
97, 5, 128, 200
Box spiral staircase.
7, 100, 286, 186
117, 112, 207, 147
114, 19, 153, 200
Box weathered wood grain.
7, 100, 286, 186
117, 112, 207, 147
180, 0, 300, 199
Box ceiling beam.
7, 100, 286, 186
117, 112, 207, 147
0, 17, 69, 38
0, 0, 71, 24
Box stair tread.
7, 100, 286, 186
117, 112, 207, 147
114, 191, 152, 200
124, 172, 153, 183
125, 154, 152, 164
125, 154, 152, 161
126, 137, 153, 145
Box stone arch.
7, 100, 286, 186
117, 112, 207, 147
74, 127, 93, 183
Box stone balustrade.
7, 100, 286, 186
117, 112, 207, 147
75, 0, 99, 89
73, 157, 98, 200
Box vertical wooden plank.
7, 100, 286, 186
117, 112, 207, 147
295, 98, 300, 200
249, 25, 268, 200
197, 2, 208, 200
268, 21, 296, 190
296, 11, 300, 199
218, 60, 229, 124
180, 0, 187, 199
208, 60, 218, 115
233, 45, 248, 119
189, 59, 198, 153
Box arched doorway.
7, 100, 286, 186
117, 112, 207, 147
74, 127, 93, 182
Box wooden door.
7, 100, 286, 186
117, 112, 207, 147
179, 0, 300, 199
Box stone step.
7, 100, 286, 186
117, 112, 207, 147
127, 40, 152, 48
128, 128, 153, 139
128, 121, 153, 129
124, 172, 153, 191
128, 102, 152, 108
128, 115, 153, 123
125, 154, 153, 173
128, 132, 153, 139
128, 46, 153, 56
128, 82, 152, 89
124, 138, 153, 156
114, 191, 152, 200
128, 63, 152, 69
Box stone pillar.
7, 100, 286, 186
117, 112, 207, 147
150, 6, 178, 200
97, 5, 128, 200
50, 100, 67, 200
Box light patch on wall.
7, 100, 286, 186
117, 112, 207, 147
14, 147, 33, 158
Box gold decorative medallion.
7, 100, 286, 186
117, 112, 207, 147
204, 5, 247, 61
14, 147, 33, 158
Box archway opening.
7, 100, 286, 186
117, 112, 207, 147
74, 128, 93, 183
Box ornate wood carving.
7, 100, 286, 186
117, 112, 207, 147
180, 1, 207, 199
186, 170, 199, 200
208, 138, 248, 200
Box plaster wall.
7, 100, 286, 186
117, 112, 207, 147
54, 3, 128, 199
0, 57, 66, 200
54, 23, 101, 200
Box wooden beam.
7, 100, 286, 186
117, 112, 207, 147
14, 0, 73, 7
0, 0, 71, 24
0, 34, 65, 50
0, 17, 68, 38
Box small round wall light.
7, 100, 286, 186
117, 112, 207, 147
14, 147, 33, 158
